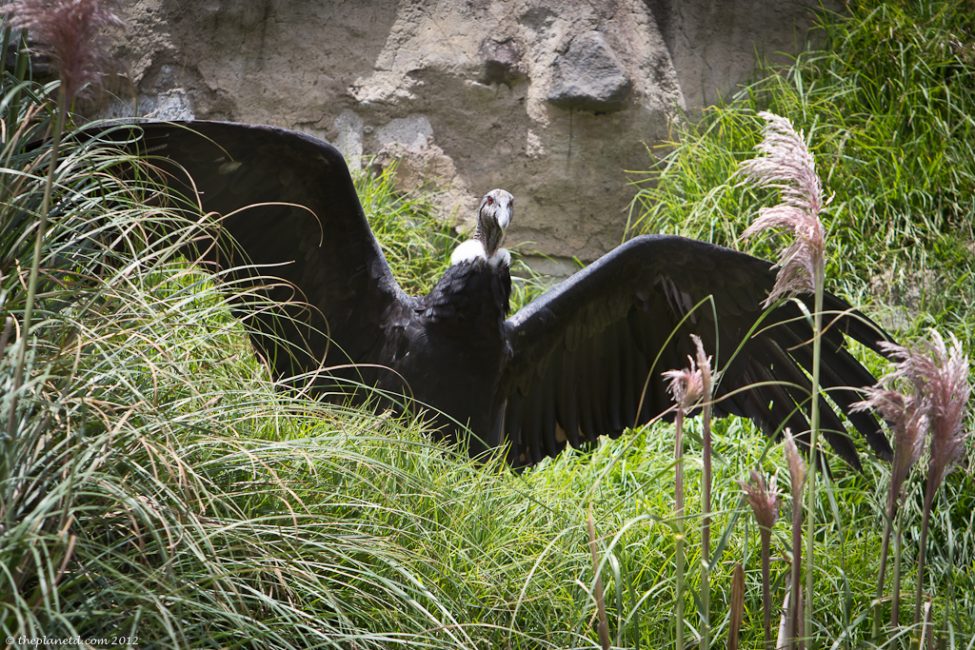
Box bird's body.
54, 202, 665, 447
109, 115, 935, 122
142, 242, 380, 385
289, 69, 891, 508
126, 120, 893, 468
382, 257, 512, 452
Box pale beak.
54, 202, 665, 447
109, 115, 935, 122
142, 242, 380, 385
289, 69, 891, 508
496, 203, 512, 230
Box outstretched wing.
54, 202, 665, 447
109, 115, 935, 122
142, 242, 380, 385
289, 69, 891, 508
132, 120, 411, 390
501, 235, 892, 468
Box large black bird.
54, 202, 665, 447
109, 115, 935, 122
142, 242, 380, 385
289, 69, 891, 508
129, 121, 892, 468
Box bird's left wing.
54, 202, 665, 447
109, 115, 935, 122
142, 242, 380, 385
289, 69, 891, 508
500, 235, 892, 468
127, 121, 411, 391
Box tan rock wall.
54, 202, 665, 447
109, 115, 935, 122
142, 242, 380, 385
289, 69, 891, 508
108, 0, 831, 270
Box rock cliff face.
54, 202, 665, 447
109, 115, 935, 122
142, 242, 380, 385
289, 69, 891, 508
109, 0, 829, 270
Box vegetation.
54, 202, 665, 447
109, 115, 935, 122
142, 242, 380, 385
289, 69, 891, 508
631, 1, 975, 344
630, 0, 975, 645
2, 1, 974, 648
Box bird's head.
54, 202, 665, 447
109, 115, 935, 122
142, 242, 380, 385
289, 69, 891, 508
476, 188, 513, 257
452, 188, 514, 267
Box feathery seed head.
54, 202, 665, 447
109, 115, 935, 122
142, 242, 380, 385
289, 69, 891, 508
2, 0, 121, 101
905, 331, 971, 490
782, 428, 806, 497
691, 333, 714, 398
662, 357, 704, 413
738, 111, 826, 306
853, 385, 927, 511
663, 338, 714, 413
858, 330, 971, 502
662, 365, 703, 413
740, 470, 779, 531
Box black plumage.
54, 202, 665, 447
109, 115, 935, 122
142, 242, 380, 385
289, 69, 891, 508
126, 120, 893, 469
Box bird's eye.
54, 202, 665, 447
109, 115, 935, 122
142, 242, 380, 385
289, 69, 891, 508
485, 195, 494, 205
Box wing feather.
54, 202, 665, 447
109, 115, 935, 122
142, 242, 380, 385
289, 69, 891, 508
502, 235, 892, 468
130, 121, 410, 394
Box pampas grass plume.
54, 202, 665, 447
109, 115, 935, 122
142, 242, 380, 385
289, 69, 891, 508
2, 0, 121, 101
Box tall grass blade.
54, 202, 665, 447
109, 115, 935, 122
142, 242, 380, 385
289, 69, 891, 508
587, 506, 611, 650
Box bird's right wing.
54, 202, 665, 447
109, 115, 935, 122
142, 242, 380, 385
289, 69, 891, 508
128, 120, 411, 389
500, 235, 892, 468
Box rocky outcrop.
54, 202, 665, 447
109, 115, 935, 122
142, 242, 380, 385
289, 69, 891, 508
547, 32, 633, 113
107, 0, 831, 272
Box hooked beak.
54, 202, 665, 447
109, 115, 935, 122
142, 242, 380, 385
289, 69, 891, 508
495, 202, 512, 230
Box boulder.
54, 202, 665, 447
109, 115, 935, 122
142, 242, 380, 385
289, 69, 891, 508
547, 32, 632, 113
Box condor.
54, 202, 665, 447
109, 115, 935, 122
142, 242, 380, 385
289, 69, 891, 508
132, 121, 892, 468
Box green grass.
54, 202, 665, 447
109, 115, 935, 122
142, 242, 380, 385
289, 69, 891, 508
2, 0, 975, 647
628, 0, 975, 644
630, 0, 975, 347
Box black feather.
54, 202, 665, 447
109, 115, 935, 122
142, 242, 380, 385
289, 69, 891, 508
113, 120, 894, 470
